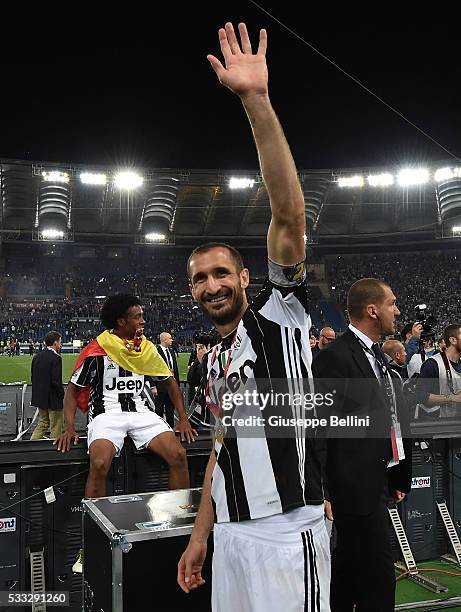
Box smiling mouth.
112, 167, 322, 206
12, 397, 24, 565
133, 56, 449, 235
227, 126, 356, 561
207, 294, 230, 304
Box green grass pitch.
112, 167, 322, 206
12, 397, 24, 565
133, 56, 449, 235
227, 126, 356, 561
0, 352, 191, 384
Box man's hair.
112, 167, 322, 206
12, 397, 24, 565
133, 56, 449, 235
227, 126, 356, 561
100, 294, 141, 329
443, 324, 461, 348
195, 332, 212, 347
187, 242, 244, 278
401, 322, 414, 342
382, 339, 404, 359
45, 331, 61, 346
347, 278, 390, 321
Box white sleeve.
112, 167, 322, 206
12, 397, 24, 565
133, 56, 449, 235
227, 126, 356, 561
267, 258, 306, 287
407, 354, 422, 379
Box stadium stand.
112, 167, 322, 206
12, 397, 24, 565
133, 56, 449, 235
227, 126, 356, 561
0, 247, 330, 347
3, 247, 461, 347
328, 251, 461, 334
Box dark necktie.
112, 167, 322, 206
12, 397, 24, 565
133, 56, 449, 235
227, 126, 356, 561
372, 342, 396, 413
371, 343, 387, 378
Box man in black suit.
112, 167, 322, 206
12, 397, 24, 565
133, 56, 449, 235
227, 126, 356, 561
312, 278, 412, 612
31, 331, 65, 440
155, 331, 179, 427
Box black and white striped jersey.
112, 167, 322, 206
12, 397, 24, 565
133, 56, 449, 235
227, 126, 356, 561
71, 356, 161, 421
201, 259, 324, 524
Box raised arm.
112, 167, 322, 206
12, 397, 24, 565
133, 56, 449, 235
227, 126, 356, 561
207, 22, 305, 266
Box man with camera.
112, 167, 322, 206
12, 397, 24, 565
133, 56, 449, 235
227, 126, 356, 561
402, 305, 438, 378
401, 321, 423, 364
407, 337, 437, 378
416, 323, 461, 419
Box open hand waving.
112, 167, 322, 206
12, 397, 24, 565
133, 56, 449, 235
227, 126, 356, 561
207, 23, 268, 100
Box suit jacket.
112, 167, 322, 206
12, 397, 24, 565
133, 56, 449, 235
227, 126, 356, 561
312, 329, 412, 515
157, 345, 179, 383
187, 358, 203, 403
31, 348, 65, 410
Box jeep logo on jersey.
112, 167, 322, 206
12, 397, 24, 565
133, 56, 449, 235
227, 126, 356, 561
105, 377, 143, 393
411, 476, 431, 489
0, 517, 16, 532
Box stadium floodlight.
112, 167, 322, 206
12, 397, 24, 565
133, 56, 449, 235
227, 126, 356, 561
80, 172, 107, 185
95, 295, 106, 299
337, 175, 364, 188
42, 229, 64, 239
434, 167, 454, 182
452, 226, 461, 235
42, 171, 69, 183
367, 173, 394, 187
114, 171, 144, 190
229, 177, 255, 189
397, 168, 429, 187
434, 167, 461, 182
145, 232, 166, 242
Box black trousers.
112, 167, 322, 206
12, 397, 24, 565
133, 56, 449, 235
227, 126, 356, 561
155, 393, 175, 428
331, 494, 395, 612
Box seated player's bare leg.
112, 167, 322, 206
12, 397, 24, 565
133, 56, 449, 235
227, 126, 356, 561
85, 439, 116, 498
147, 432, 189, 489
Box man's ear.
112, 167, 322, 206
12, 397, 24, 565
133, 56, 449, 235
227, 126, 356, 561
240, 268, 250, 290
366, 303, 378, 320
189, 282, 197, 301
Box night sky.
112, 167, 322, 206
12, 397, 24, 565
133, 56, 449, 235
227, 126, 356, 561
1, 1, 460, 171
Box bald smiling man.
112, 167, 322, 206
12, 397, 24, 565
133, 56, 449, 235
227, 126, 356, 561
382, 339, 408, 380
312, 326, 336, 358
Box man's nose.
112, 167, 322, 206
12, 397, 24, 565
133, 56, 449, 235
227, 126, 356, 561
206, 276, 221, 293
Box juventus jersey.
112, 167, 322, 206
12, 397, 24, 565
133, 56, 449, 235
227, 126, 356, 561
71, 356, 165, 421
201, 259, 324, 524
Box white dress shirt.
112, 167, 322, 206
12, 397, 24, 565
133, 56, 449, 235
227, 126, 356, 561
348, 324, 400, 466
348, 323, 381, 379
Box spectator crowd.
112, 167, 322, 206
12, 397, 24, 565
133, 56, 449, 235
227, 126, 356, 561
329, 251, 461, 335
1, 249, 460, 352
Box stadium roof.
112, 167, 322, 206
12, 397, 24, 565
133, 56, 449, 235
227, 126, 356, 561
1, 159, 461, 249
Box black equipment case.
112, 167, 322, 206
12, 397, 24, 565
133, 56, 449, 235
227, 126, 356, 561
82, 488, 212, 612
